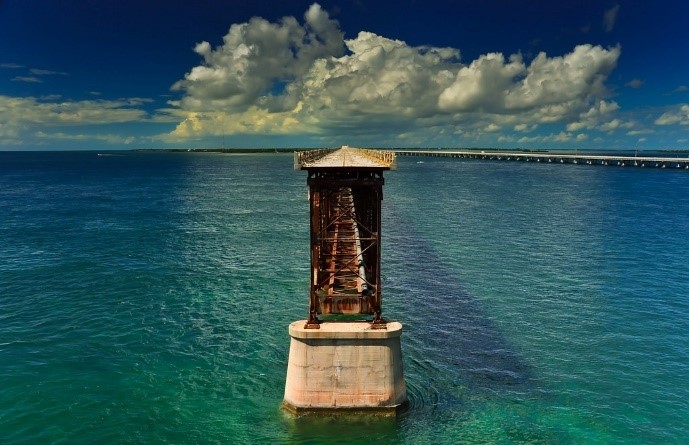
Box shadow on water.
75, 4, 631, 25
383, 204, 534, 414
281, 202, 536, 442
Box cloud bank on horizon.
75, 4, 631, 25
2, 2, 689, 149
165, 3, 623, 146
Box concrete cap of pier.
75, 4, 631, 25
288, 321, 402, 339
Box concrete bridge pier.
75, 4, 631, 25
285, 147, 406, 414
283, 321, 407, 414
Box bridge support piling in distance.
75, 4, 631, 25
394, 149, 689, 169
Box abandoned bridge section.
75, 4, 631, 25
294, 147, 396, 328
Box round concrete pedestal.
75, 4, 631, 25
283, 321, 407, 414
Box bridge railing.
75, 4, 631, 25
294, 149, 335, 169
356, 148, 396, 168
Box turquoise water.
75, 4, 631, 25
1, 151, 688, 444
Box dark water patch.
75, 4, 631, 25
383, 203, 533, 409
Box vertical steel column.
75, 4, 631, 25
307, 182, 321, 328
372, 179, 384, 326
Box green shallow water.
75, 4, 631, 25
1, 151, 689, 444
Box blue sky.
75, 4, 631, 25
1, 0, 689, 150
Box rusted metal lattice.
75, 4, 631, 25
295, 147, 394, 328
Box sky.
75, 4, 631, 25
1, 0, 689, 151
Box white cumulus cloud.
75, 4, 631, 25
655, 104, 689, 126
165, 3, 622, 143
567, 100, 620, 131
171, 3, 344, 114
0, 95, 150, 145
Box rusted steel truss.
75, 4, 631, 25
306, 169, 385, 328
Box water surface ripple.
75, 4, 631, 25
1, 152, 688, 444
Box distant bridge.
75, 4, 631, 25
395, 150, 689, 169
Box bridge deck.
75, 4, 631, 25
295, 146, 395, 169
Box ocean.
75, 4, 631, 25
1, 151, 688, 444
